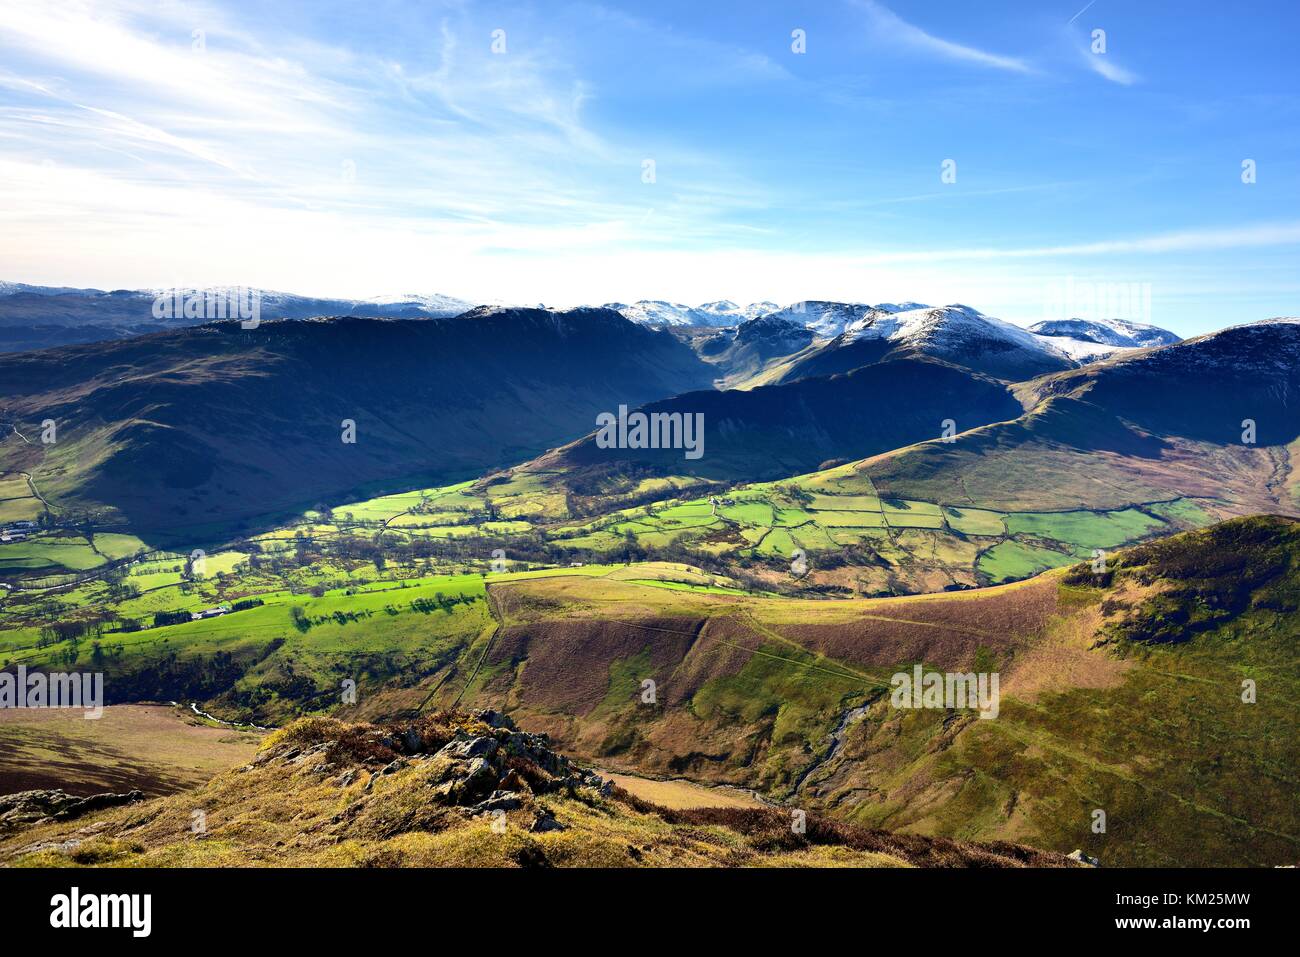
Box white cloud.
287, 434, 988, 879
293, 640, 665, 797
850, 222, 1300, 264
856, 0, 1035, 74
1086, 53, 1138, 85
1083, 49, 1139, 85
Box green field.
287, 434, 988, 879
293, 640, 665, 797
977, 540, 1081, 582
1004, 508, 1166, 550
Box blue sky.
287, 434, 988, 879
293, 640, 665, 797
0, 0, 1296, 335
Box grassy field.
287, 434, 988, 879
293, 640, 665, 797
0, 430, 1221, 608
0, 704, 262, 795
596, 771, 767, 810
977, 540, 1083, 583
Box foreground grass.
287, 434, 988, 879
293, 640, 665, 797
0, 711, 1072, 869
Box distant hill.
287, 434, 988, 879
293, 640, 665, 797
0, 308, 713, 537
0, 282, 473, 352
535, 355, 1024, 484
863, 318, 1300, 512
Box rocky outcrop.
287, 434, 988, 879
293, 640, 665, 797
247, 709, 608, 834
0, 788, 144, 833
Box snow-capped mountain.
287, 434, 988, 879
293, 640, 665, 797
0, 282, 475, 352
758, 301, 879, 337
1029, 317, 1180, 348
0, 281, 102, 297
871, 301, 930, 315
356, 292, 474, 316
0, 282, 471, 317
1028, 318, 1181, 361
604, 300, 777, 327
841, 303, 1076, 380
698, 299, 779, 323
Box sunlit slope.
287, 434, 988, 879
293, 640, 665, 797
863, 321, 1300, 514
452, 516, 1300, 866
0, 710, 1073, 869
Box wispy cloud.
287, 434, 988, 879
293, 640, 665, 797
856, 0, 1035, 74
0, 0, 779, 294
852, 222, 1300, 264
1081, 47, 1139, 85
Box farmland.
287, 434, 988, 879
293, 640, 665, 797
0, 448, 1227, 689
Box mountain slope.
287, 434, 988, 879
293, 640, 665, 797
761, 305, 1076, 385
0, 309, 714, 537
0, 709, 1072, 868
687, 314, 817, 386
528, 356, 1025, 487
759, 300, 880, 337
860, 319, 1300, 513
450, 516, 1300, 866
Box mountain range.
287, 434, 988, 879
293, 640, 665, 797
1, 284, 1297, 873
0, 283, 473, 353
1, 282, 1180, 367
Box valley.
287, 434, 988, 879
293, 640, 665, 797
2, 302, 1298, 869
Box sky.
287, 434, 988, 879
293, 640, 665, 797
0, 0, 1297, 336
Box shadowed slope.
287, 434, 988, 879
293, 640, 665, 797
0, 309, 713, 539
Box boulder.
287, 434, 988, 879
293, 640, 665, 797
471, 791, 523, 814
470, 709, 516, 731
530, 811, 566, 833
0, 789, 144, 833
437, 736, 499, 761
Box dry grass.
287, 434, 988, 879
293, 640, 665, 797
0, 714, 1074, 869
0, 704, 263, 796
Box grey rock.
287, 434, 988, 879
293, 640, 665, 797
471, 791, 523, 814
530, 811, 566, 833
437, 736, 499, 761
461, 757, 498, 801
0, 789, 144, 834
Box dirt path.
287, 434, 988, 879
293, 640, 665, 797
19, 471, 53, 517
598, 768, 771, 810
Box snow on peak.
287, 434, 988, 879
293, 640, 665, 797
761, 301, 878, 337
606, 300, 778, 327
1028, 317, 1180, 349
